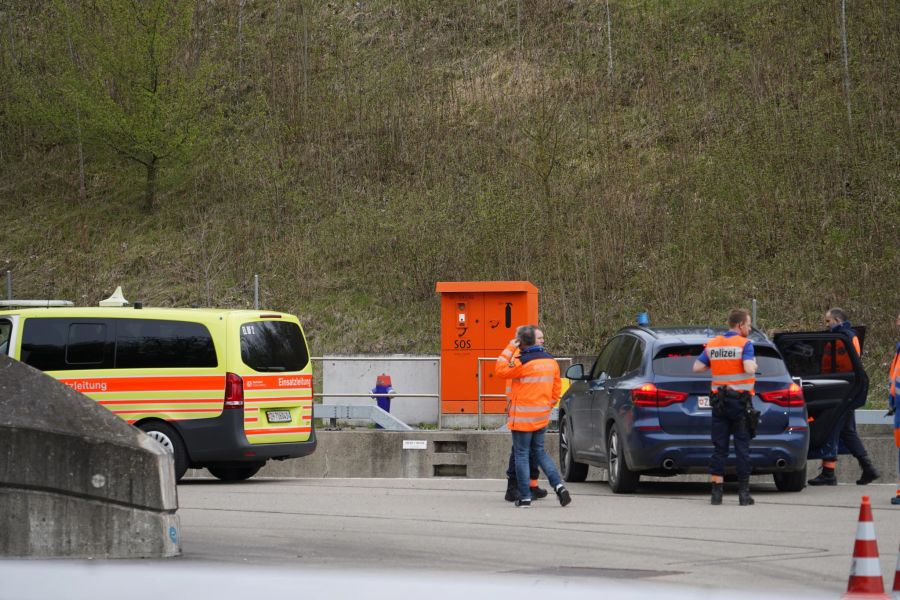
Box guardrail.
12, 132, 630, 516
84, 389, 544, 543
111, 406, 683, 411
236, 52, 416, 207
310, 356, 442, 429
310, 356, 891, 430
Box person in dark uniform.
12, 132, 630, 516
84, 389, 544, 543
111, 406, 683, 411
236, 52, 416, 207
693, 309, 758, 506
808, 308, 880, 486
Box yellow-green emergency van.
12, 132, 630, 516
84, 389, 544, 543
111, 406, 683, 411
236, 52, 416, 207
0, 303, 316, 481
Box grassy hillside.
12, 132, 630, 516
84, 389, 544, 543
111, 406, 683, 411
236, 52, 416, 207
1, 1, 897, 402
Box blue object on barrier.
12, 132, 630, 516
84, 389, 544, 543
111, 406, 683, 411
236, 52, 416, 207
371, 374, 396, 429
637, 312, 650, 327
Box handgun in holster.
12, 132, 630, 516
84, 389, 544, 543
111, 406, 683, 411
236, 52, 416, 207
738, 393, 760, 439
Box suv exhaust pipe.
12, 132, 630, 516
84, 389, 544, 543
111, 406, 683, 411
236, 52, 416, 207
775, 458, 787, 468
662, 458, 675, 470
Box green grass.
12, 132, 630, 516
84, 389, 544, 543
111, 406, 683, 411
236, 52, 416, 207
1, 1, 897, 405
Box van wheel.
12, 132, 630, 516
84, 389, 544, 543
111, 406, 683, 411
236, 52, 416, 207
607, 424, 639, 494
773, 470, 806, 492
208, 463, 264, 482
139, 421, 188, 482
560, 415, 588, 482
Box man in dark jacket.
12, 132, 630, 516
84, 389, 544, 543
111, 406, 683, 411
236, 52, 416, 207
808, 308, 880, 486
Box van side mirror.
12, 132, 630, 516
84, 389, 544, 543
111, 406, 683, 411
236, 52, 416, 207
565, 364, 586, 380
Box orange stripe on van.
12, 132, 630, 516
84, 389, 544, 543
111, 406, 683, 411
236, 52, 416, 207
243, 374, 312, 391
59, 375, 225, 393
112, 408, 220, 415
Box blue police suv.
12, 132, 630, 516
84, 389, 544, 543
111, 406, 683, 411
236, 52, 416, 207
559, 325, 867, 493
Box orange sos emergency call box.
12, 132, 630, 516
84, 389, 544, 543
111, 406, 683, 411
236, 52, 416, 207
435, 281, 539, 414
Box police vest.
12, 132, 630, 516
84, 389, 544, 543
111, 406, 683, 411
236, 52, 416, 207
706, 335, 755, 394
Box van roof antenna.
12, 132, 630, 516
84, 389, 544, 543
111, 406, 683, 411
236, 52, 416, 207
99, 286, 129, 307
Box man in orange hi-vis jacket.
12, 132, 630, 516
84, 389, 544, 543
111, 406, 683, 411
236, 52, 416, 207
496, 325, 572, 508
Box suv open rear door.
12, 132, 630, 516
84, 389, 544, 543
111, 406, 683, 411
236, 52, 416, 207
773, 331, 868, 456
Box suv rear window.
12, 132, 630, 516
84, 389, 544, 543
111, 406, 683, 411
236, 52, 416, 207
240, 321, 309, 372
652, 344, 787, 377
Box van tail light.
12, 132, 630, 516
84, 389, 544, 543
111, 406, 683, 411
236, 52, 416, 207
632, 384, 688, 408
224, 372, 244, 409
759, 383, 804, 407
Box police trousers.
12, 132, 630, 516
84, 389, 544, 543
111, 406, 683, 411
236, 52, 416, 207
709, 395, 751, 480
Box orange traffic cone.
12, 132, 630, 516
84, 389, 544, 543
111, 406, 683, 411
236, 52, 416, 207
892, 536, 900, 600
843, 496, 888, 599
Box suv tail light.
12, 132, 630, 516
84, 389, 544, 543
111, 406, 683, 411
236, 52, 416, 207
632, 384, 689, 408
224, 372, 244, 409
759, 383, 804, 407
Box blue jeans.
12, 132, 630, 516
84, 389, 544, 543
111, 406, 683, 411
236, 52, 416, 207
506, 445, 539, 481
511, 428, 562, 501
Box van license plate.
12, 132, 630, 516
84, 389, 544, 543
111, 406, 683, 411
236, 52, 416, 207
267, 410, 292, 423
698, 396, 711, 409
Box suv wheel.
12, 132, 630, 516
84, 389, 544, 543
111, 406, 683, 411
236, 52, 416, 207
773, 470, 806, 492
607, 424, 639, 494
560, 415, 588, 482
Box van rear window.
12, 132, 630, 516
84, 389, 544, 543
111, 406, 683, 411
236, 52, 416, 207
240, 321, 309, 372
652, 344, 788, 377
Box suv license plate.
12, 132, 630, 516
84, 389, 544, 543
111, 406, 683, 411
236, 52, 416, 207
266, 410, 292, 423
698, 396, 711, 409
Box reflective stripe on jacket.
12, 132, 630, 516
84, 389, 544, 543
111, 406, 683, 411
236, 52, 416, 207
495, 343, 561, 432
705, 335, 755, 394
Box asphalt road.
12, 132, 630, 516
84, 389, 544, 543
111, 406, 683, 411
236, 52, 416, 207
173, 477, 900, 597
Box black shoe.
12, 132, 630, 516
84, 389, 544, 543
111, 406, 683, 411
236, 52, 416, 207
856, 457, 880, 485
738, 480, 755, 506
891, 495, 900, 505
808, 468, 837, 486
530, 486, 548, 499
555, 485, 571, 507
505, 478, 519, 502
514, 498, 532, 508
710, 483, 724, 506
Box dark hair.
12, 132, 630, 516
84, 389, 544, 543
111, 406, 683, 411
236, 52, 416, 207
516, 324, 537, 346
727, 309, 750, 328
827, 307, 849, 322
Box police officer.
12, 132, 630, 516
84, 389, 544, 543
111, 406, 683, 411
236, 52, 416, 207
693, 309, 758, 506
808, 308, 879, 486
496, 325, 571, 508
888, 311, 900, 505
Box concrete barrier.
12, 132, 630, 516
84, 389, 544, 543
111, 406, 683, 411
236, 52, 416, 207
0, 356, 180, 558
187, 426, 896, 485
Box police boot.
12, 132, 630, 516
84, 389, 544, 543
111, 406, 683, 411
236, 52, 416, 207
505, 478, 519, 502
855, 456, 880, 485
738, 480, 755, 506
710, 483, 724, 506
808, 467, 837, 486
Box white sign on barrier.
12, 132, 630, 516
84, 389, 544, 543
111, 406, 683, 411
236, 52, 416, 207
402, 440, 427, 450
